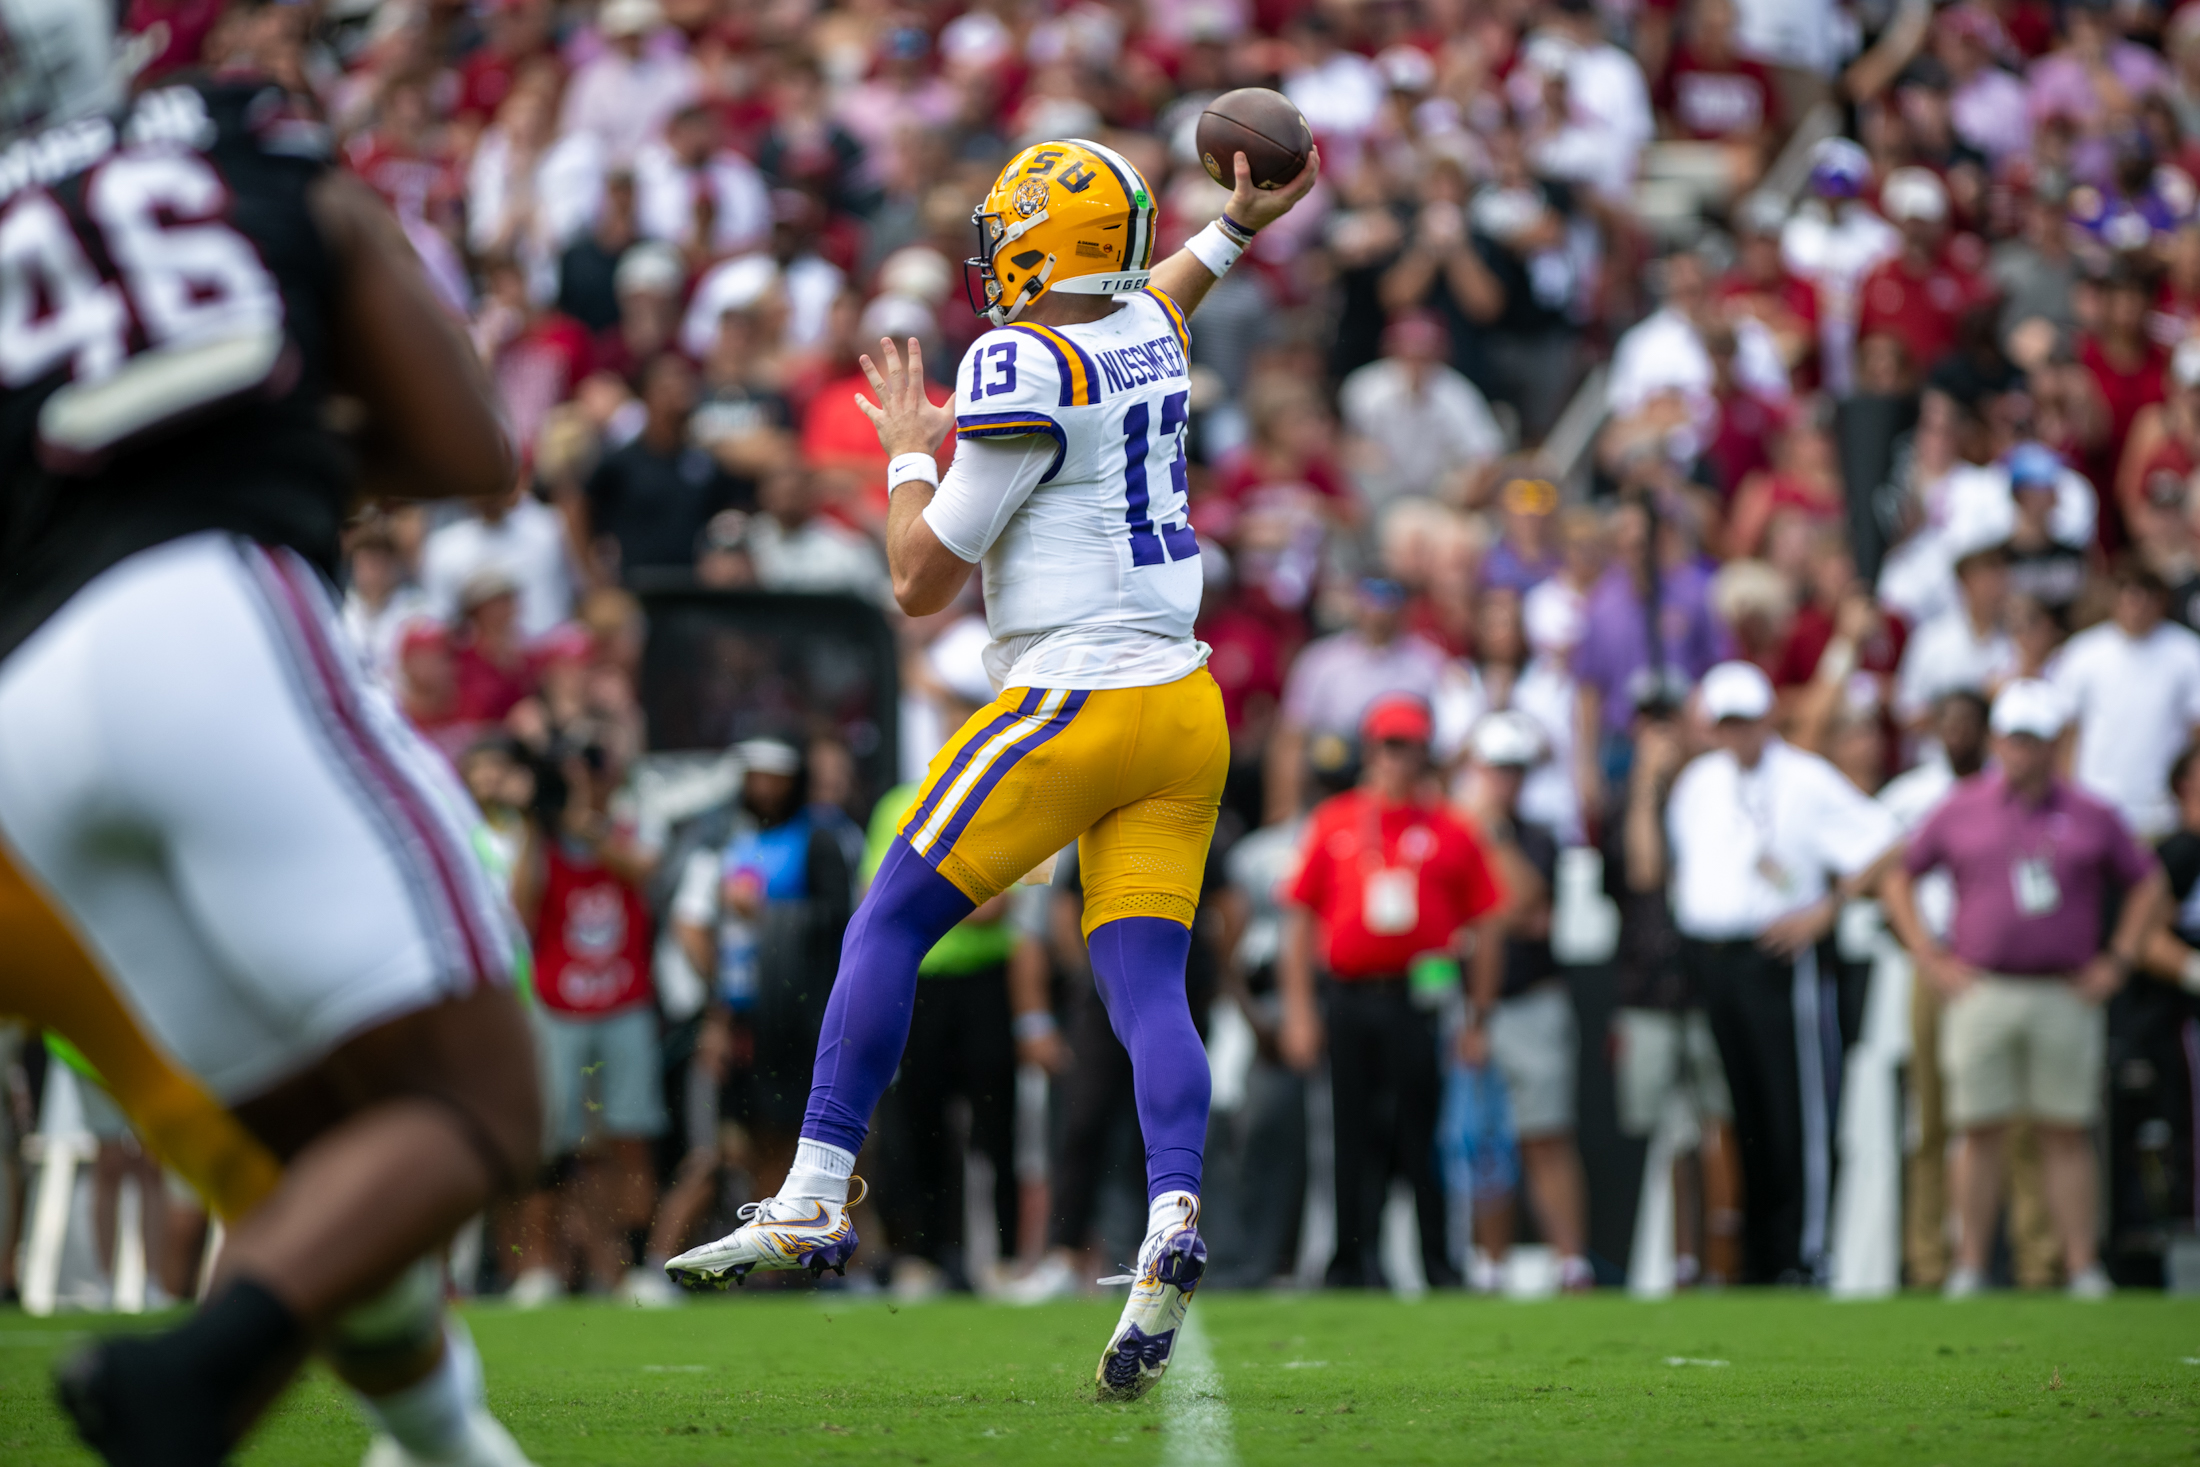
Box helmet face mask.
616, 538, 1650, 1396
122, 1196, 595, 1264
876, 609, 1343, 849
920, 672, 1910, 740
966, 138, 1156, 326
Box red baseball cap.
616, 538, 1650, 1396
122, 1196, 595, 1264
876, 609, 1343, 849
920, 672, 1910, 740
1360, 694, 1433, 747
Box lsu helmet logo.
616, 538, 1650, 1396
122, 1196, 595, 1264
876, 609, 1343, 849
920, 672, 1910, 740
968, 138, 1158, 326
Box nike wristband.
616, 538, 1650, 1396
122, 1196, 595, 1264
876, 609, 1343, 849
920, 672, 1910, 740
887, 452, 939, 493
1186, 216, 1253, 277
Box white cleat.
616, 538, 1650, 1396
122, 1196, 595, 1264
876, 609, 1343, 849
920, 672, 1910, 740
664, 1177, 868, 1288
1094, 1191, 1207, 1403
361, 1409, 534, 1467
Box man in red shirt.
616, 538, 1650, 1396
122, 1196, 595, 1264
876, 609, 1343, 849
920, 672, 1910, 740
1855, 167, 1990, 380
1279, 695, 1507, 1288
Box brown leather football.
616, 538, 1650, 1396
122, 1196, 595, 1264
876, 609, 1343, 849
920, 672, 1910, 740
1196, 87, 1311, 191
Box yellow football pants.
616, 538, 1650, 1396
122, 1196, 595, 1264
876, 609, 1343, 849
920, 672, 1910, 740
898, 669, 1229, 935
0, 838, 281, 1221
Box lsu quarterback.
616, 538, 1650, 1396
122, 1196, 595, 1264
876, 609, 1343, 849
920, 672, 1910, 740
668, 137, 1319, 1397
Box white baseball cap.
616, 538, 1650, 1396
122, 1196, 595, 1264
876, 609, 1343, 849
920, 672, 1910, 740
1470, 710, 1547, 768
1989, 678, 2067, 740
1699, 661, 1774, 723
1881, 166, 1949, 224
735, 738, 802, 776
599, 0, 663, 39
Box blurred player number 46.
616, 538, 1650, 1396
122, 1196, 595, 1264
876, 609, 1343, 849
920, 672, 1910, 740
1197, 88, 1312, 192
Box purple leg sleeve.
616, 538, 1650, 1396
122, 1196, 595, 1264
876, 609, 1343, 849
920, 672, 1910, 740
1086, 916, 1209, 1201
800, 838, 975, 1155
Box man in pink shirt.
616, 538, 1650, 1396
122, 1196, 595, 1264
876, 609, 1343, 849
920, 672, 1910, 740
1882, 679, 2165, 1299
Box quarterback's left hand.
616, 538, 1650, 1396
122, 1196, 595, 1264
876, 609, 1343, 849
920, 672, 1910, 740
1222, 144, 1322, 236
855, 337, 952, 459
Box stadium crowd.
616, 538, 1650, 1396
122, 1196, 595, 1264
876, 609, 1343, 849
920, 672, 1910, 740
11, 0, 2200, 1307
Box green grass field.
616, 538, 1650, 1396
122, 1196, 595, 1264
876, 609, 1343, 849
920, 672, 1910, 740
2, 1291, 2197, 1465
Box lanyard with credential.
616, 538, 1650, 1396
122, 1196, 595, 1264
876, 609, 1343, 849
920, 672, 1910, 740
1358, 797, 1427, 936
1737, 761, 1797, 896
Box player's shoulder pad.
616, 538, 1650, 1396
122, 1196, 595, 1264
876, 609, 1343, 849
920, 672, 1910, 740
960, 322, 1100, 413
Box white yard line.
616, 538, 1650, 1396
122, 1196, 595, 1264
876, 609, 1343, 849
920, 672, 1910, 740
1161, 1311, 1239, 1467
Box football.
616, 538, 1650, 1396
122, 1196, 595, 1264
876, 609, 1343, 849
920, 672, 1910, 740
1196, 87, 1312, 191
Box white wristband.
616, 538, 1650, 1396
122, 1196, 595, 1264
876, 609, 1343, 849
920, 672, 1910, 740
2181, 949, 2200, 993
1185, 218, 1248, 278
887, 452, 939, 493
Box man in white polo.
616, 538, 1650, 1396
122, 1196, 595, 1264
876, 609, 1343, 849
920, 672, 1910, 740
1667, 662, 1902, 1283
1882, 679, 2165, 1298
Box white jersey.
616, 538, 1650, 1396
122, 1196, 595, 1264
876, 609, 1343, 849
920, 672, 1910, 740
923, 289, 1208, 692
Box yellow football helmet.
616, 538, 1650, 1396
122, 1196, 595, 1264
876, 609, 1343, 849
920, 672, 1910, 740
967, 138, 1158, 326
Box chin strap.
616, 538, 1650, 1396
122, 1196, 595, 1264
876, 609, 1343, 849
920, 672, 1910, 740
987, 255, 1056, 326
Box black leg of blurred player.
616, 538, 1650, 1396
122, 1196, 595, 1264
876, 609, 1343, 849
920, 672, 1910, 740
59, 988, 540, 1467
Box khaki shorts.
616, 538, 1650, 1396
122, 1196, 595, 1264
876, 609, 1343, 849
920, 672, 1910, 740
1612, 1007, 1733, 1138
1939, 975, 2104, 1129
1489, 982, 1577, 1138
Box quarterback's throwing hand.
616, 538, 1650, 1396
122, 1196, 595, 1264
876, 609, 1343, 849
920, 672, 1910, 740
855, 337, 952, 459
1223, 144, 1322, 235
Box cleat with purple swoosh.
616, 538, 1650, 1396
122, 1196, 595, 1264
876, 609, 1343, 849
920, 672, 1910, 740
1094, 1191, 1206, 1403
665, 1178, 867, 1288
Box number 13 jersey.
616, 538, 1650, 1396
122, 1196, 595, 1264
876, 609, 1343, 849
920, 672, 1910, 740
929, 288, 1208, 693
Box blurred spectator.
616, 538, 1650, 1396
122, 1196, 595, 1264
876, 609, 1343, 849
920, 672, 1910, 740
395, 621, 466, 761
2025, 0, 2166, 186
1989, 179, 2080, 360
1606, 247, 1791, 452
1339, 313, 1505, 509
421, 475, 580, 642
1606, 684, 1742, 1287
1935, 4, 2032, 164
1483, 475, 1562, 594
1854, 168, 1989, 383
743, 461, 892, 605
1667, 662, 1900, 1283
1267, 578, 1448, 824
2052, 561, 2200, 840
1513, 0, 1655, 205
1657, 0, 1779, 162
556, 170, 640, 334
1894, 504, 2016, 729
584, 353, 750, 582
559, 0, 702, 167
510, 740, 667, 1304
1280, 695, 1504, 1289
1575, 497, 1727, 766
1883, 679, 2165, 1299
635, 103, 771, 262
1514, 578, 1593, 842
451, 570, 540, 728
1716, 196, 1819, 395
1202, 376, 1358, 621
339, 520, 432, 689
1460, 711, 1591, 1292
2080, 263, 2168, 539
1782, 138, 1900, 395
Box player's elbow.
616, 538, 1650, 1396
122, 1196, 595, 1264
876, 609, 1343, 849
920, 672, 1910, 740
893, 567, 955, 617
